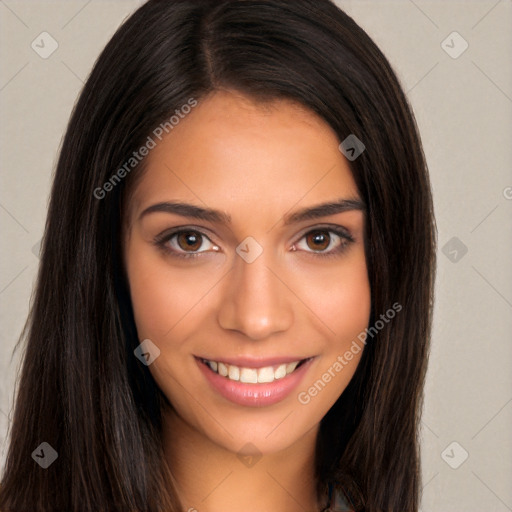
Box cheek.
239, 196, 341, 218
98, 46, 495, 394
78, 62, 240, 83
293, 253, 371, 344
331, 271, 371, 344
295, 261, 370, 411
125, 241, 222, 341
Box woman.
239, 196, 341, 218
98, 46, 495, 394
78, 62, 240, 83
0, 0, 436, 511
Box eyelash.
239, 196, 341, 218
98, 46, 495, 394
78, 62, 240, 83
153, 225, 355, 260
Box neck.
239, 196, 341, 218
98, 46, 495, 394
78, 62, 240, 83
162, 407, 324, 512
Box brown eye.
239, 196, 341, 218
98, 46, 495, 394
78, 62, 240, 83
305, 230, 331, 251
293, 227, 353, 256
176, 231, 203, 251
158, 229, 220, 257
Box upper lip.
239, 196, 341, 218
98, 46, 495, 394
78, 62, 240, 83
196, 355, 312, 369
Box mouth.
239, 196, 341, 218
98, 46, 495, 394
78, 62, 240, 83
200, 357, 310, 383
196, 356, 314, 407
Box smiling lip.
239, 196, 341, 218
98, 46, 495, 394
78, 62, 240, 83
195, 355, 314, 407
199, 355, 307, 369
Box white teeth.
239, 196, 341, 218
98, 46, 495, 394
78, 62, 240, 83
257, 366, 275, 383
204, 358, 304, 383
286, 361, 299, 373
240, 368, 258, 383
228, 365, 240, 381
274, 364, 287, 380
218, 362, 228, 377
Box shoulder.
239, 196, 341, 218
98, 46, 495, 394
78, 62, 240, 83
332, 487, 354, 512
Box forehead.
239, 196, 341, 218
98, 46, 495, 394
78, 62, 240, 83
128, 90, 360, 223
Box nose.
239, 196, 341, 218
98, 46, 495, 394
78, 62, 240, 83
217, 250, 294, 340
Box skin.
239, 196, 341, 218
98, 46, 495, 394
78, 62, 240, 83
123, 89, 371, 512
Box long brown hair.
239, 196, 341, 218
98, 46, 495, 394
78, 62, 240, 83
0, 1, 436, 510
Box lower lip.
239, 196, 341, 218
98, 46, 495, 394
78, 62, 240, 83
196, 357, 314, 407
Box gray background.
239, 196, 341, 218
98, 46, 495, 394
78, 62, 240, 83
1, 1, 511, 510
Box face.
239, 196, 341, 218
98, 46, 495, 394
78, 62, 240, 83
123, 89, 371, 456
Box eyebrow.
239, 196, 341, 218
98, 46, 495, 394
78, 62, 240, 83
282, 198, 365, 224
138, 197, 365, 225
